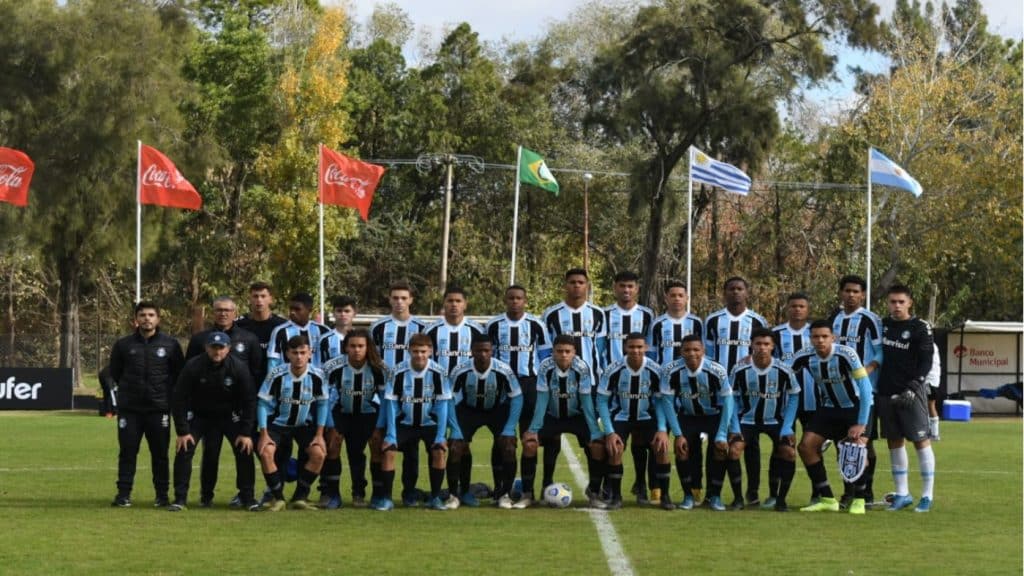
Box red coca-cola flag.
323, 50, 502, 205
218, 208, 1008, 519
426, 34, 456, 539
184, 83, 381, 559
0, 147, 35, 207
318, 145, 385, 221
138, 144, 201, 210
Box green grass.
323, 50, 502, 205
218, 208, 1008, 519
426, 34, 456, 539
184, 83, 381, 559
0, 413, 1020, 575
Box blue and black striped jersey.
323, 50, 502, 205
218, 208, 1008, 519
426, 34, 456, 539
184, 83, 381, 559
772, 323, 811, 365
449, 358, 521, 411
704, 308, 768, 373
318, 329, 347, 364
257, 365, 329, 428
426, 319, 485, 376
384, 360, 451, 428
659, 357, 732, 417
829, 307, 883, 386
649, 312, 703, 365
534, 356, 594, 421
267, 320, 331, 371
597, 358, 661, 423
791, 344, 873, 425
603, 304, 654, 364
486, 313, 549, 378
542, 301, 607, 378
369, 316, 428, 369
730, 359, 800, 429
322, 356, 387, 417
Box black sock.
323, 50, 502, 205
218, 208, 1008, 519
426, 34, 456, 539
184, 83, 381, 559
293, 467, 318, 501
647, 449, 658, 491
767, 456, 779, 498
708, 459, 726, 498
264, 470, 285, 500
727, 460, 743, 501
490, 445, 502, 493
676, 459, 691, 494
381, 469, 395, 500
805, 460, 833, 499
322, 457, 342, 497
542, 445, 558, 488
459, 452, 473, 497
631, 445, 648, 495
777, 459, 796, 503
863, 452, 877, 498
522, 455, 538, 497
429, 467, 444, 499
608, 464, 624, 500
446, 457, 461, 497
370, 461, 382, 499
500, 455, 516, 498
587, 456, 606, 494
655, 462, 672, 499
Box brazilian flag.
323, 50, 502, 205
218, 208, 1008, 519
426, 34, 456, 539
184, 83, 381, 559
518, 147, 559, 196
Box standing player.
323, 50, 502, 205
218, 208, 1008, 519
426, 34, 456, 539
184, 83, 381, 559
829, 274, 883, 506
792, 320, 873, 514
317, 294, 358, 507
382, 334, 451, 510
597, 333, 670, 509
772, 292, 817, 505
730, 328, 801, 511
447, 334, 523, 508
649, 280, 703, 365
370, 281, 428, 370
704, 276, 768, 507
266, 292, 331, 371
256, 335, 329, 511
603, 271, 656, 504
109, 302, 185, 508
656, 335, 737, 511
486, 285, 549, 508
235, 281, 288, 384
524, 334, 607, 509
321, 329, 389, 510
877, 284, 936, 512
170, 332, 257, 511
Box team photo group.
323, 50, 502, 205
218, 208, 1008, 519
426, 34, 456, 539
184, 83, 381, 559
107, 269, 938, 516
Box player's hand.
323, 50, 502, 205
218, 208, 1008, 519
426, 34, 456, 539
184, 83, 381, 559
674, 435, 688, 460
234, 435, 253, 455
258, 438, 276, 458
432, 440, 448, 452
381, 441, 396, 452
848, 425, 867, 443
309, 435, 326, 453
651, 431, 669, 455
781, 434, 796, 448
713, 440, 729, 459
605, 433, 624, 459
522, 431, 539, 444
175, 434, 195, 453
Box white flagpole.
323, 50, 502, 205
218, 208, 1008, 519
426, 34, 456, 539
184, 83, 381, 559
318, 143, 325, 321
509, 145, 522, 285
136, 140, 142, 304
866, 148, 873, 306
686, 146, 694, 315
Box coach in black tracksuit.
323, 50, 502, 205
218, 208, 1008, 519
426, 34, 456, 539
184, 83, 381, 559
171, 331, 257, 510
109, 302, 185, 508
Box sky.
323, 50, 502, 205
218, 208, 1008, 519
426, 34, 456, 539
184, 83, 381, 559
339, 0, 1021, 116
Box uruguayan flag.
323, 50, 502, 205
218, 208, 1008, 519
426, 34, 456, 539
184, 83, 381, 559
869, 148, 922, 197
689, 146, 752, 195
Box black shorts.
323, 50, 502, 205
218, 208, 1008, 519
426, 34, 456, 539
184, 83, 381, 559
267, 423, 319, 452
876, 387, 930, 442
334, 411, 378, 444
803, 407, 872, 442
611, 419, 656, 446
740, 423, 793, 448
397, 424, 440, 452
517, 376, 538, 433
456, 404, 509, 442
679, 413, 723, 439
539, 414, 594, 448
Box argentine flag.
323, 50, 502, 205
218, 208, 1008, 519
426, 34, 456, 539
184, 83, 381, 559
869, 148, 922, 197
689, 146, 752, 195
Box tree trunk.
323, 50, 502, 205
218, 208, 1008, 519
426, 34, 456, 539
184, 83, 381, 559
57, 255, 81, 387
639, 170, 669, 308
708, 189, 720, 304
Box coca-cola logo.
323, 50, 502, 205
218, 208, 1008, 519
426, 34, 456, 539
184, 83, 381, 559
324, 164, 368, 198
142, 164, 184, 189
0, 164, 28, 188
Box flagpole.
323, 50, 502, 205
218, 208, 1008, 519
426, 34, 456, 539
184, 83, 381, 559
866, 148, 873, 306
318, 143, 325, 321
509, 145, 522, 285
136, 140, 142, 304
686, 147, 694, 315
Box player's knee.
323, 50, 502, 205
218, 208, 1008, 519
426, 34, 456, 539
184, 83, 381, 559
776, 444, 796, 462
522, 437, 538, 457
588, 441, 605, 460
729, 443, 745, 460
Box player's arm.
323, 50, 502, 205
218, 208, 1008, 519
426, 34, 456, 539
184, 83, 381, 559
171, 363, 193, 436
579, 373, 602, 441
168, 341, 185, 391
447, 398, 463, 441
913, 323, 935, 382
433, 376, 451, 446
234, 362, 257, 434
780, 378, 800, 438
528, 369, 550, 433
845, 353, 873, 429
596, 373, 614, 433
715, 387, 734, 443
108, 340, 125, 384
503, 375, 523, 437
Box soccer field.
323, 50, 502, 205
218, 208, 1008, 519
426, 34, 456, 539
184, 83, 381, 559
0, 412, 1020, 575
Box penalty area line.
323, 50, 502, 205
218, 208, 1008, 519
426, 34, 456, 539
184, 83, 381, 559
561, 436, 635, 576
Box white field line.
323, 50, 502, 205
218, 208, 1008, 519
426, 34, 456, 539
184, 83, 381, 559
561, 436, 635, 576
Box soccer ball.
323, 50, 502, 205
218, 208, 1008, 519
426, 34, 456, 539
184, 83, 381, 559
543, 482, 573, 508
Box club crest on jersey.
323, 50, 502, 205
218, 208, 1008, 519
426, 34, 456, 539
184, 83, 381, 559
118, 418, 127, 429
234, 342, 246, 353
155, 347, 167, 358
838, 440, 868, 483
224, 376, 233, 388
901, 330, 910, 339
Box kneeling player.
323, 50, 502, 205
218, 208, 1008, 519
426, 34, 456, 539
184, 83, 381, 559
522, 334, 607, 509
657, 335, 738, 511
730, 328, 800, 511
598, 333, 670, 509
447, 334, 523, 508
382, 334, 451, 510
792, 320, 873, 514
256, 335, 329, 511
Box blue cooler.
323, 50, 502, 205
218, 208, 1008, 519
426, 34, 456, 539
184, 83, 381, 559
942, 400, 972, 422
